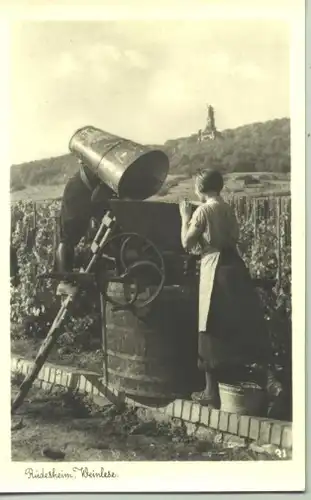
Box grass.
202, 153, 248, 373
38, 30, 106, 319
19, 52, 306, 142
10, 184, 64, 203
10, 172, 290, 205
152, 172, 290, 202
11, 381, 283, 462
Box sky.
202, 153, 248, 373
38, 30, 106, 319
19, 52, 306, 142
10, 19, 290, 163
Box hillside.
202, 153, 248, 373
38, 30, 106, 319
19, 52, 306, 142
10, 118, 290, 201
163, 118, 290, 176
10, 153, 80, 192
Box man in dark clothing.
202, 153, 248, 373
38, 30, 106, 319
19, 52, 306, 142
56, 160, 115, 295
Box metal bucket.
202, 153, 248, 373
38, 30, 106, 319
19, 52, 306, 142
69, 126, 169, 200
218, 382, 266, 416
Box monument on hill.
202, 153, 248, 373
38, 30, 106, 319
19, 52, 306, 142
198, 104, 221, 142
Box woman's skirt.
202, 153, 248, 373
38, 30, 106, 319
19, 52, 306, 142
198, 249, 270, 372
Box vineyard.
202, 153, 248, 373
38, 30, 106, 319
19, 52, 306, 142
10, 196, 292, 389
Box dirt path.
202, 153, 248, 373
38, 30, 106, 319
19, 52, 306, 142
11, 383, 279, 463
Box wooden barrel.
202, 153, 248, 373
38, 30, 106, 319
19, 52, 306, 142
102, 283, 203, 403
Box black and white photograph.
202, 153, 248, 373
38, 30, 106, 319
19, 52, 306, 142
4, 1, 305, 493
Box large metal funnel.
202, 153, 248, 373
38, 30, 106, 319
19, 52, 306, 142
69, 126, 169, 200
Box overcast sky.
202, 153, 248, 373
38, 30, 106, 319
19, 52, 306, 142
10, 20, 289, 163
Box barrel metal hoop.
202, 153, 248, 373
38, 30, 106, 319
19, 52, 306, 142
106, 385, 184, 400
105, 348, 175, 363
95, 141, 123, 177
107, 367, 175, 384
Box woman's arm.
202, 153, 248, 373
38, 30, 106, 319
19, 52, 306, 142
179, 201, 205, 252
181, 217, 204, 251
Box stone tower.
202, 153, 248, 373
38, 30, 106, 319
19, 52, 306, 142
198, 104, 220, 142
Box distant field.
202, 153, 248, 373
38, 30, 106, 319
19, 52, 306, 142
152, 172, 290, 202
10, 172, 290, 205
10, 184, 64, 203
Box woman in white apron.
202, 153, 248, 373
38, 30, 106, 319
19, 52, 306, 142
179, 169, 270, 408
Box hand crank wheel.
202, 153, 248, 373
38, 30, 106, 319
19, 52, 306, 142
119, 234, 164, 271
100, 232, 166, 309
